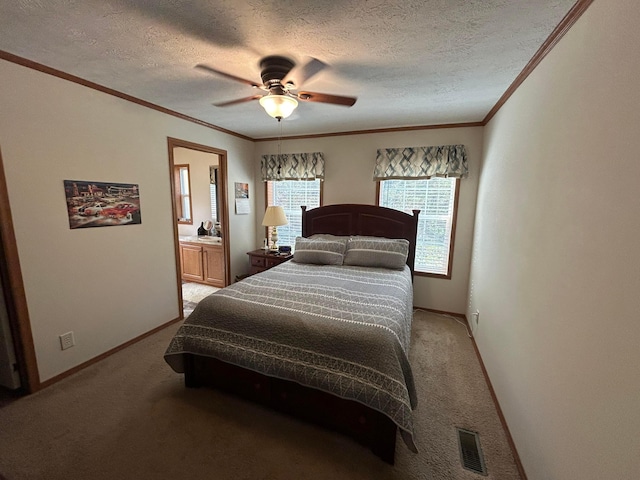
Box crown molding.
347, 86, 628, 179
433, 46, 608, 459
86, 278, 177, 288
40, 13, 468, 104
254, 121, 485, 142
0, 50, 252, 142
483, 0, 595, 124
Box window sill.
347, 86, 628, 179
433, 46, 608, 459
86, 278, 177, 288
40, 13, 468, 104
414, 271, 452, 280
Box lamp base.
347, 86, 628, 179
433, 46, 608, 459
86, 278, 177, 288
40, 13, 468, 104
270, 229, 279, 251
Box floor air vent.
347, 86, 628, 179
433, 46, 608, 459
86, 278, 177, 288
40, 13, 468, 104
457, 428, 487, 475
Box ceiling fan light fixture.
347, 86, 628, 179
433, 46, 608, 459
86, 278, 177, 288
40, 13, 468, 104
259, 94, 298, 119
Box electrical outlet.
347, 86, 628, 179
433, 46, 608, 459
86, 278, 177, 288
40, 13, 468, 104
59, 331, 75, 350
471, 310, 480, 330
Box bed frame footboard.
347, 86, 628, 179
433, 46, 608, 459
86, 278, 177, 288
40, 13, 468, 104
183, 354, 397, 464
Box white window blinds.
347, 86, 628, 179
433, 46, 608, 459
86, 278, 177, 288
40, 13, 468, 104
266, 179, 321, 249
379, 178, 457, 275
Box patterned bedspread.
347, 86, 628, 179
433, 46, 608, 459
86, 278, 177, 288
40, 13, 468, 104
164, 261, 417, 451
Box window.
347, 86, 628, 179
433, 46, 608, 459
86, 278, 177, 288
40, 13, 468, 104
173, 164, 192, 224
209, 183, 217, 222
378, 178, 459, 277
266, 180, 322, 249
209, 166, 218, 223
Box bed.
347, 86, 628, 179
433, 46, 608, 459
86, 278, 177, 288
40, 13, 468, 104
164, 204, 420, 463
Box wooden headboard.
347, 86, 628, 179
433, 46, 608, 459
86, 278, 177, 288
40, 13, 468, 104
301, 204, 420, 274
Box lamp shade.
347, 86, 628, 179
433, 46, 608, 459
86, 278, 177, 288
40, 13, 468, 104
261, 206, 288, 227
259, 95, 298, 119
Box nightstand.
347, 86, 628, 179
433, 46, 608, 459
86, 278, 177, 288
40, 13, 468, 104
247, 249, 293, 275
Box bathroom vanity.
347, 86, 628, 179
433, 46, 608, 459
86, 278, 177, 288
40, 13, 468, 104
179, 236, 225, 287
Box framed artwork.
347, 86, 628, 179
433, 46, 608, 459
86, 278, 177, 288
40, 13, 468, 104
234, 182, 250, 215
63, 179, 142, 229
235, 182, 249, 199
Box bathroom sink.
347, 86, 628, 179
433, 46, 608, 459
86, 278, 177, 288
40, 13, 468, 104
179, 235, 221, 244
196, 236, 221, 243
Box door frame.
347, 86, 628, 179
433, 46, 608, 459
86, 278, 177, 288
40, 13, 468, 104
0, 147, 40, 392
167, 138, 231, 307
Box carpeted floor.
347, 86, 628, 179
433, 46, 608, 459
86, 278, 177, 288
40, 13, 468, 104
0, 311, 521, 480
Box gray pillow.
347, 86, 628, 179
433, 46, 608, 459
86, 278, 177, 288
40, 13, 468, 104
309, 233, 350, 242
293, 237, 347, 265
343, 236, 409, 270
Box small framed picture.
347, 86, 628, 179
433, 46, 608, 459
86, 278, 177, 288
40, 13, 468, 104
234, 182, 250, 214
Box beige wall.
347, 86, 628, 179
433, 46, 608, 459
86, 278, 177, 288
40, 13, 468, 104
254, 127, 483, 313
173, 148, 219, 237
0, 59, 255, 382
469, 1, 640, 478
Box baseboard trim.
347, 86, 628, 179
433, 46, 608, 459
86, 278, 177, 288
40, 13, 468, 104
413, 306, 465, 317
38, 316, 183, 390
468, 334, 528, 480
415, 306, 528, 479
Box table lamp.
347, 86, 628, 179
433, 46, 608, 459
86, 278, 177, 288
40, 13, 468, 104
261, 206, 288, 251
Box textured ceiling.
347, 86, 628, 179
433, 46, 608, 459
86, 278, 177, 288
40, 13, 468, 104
0, 0, 577, 139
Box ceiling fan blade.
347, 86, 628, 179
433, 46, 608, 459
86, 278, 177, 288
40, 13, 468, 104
196, 64, 262, 88
282, 57, 327, 88
213, 95, 263, 107
297, 91, 357, 107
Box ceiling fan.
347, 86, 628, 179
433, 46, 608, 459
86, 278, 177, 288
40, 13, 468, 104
195, 55, 357, 120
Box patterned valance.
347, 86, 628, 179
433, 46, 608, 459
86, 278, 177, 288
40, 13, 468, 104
373, 145, 468, 180
261, 152, 325, 181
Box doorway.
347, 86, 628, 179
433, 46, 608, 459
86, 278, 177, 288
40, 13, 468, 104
0, 147, 40, 395
167, 138, 230, 317
0, 274, 20, 390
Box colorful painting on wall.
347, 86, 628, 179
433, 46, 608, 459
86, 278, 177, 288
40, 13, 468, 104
63, 180, 142, 229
